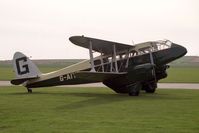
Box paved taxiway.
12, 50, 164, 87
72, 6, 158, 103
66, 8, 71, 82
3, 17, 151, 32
0, 81, 199, 89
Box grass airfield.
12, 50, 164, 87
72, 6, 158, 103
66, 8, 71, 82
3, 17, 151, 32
0, 86, 199, 133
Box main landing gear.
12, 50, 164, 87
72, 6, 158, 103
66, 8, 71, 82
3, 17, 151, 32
143, 82, 157, 93
128, 83, 142, 96
128, 82, 157, 96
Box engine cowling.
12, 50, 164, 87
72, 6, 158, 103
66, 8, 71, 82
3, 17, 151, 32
127, 63, 155, 81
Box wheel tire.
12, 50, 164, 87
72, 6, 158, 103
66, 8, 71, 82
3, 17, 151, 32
145, 82, 157, 93
128, 83, 142, 96
145, 88, 156, 93
129, 90, 139, 96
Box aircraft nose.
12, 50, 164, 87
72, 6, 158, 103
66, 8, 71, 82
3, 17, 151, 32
171, 43, 187, 58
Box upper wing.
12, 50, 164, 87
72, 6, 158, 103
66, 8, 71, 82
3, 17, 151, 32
75, 71, 127, 82
69, 36, 134, 54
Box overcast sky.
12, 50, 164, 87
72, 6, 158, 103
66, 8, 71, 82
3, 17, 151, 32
0, 0, 199, 60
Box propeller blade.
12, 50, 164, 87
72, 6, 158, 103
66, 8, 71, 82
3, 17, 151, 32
149, 50, 157, 81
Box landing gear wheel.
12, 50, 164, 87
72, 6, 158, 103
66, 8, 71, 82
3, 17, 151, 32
129, 90, 140, 96
145, 82, 157, 93
27, 88, 32, 93
128, 83, 142, 96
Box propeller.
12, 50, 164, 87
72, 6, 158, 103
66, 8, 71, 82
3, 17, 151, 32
149, 50, 157, 82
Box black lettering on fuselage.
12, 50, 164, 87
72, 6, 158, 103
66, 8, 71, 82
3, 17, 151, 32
59, 73, 76, 82
16, 57, 29, 75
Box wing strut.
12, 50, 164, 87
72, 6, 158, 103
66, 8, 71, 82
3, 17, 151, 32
113, 44, 118, 73
100, 53, 104, 72
89, 40, 95, 72
149, 50, 157, 81
125, 49, 130, 68
110, 57, 113, 72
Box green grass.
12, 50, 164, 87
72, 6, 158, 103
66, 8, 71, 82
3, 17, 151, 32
0, 86, 199, 133
0, 66, 15, 80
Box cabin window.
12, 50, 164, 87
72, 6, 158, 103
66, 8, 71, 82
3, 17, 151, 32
108, 57, 112, 62
128, 40, 172, 57
138, 46, 152, 53
94, 59, 101, 65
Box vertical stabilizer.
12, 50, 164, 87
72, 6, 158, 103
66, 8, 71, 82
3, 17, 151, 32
11, 52, 41, 85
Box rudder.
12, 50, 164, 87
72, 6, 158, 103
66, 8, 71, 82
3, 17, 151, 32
11, 52, 41, 85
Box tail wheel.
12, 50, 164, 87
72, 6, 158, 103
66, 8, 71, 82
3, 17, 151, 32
27, 88, 32, 93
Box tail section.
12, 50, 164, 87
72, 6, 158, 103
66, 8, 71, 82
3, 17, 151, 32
11, 52, 41, 85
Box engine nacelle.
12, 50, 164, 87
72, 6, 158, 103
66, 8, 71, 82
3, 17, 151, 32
127, 63, 154, 81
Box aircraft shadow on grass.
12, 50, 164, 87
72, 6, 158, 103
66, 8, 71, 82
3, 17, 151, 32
59, 92, 130, 110
6, 90, 190, 110
58, 92, 190, 110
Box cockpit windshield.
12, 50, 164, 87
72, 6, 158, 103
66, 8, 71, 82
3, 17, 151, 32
129, 39, 172, 56
154, 39, 172, 51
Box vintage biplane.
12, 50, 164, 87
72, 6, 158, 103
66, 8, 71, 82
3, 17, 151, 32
11, 36, 187, 96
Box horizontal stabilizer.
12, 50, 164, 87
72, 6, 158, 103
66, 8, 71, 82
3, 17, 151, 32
11, 77, 38, 85
75, 71, 127, 82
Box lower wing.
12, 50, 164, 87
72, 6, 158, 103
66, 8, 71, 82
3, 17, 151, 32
76, 71, 127, 82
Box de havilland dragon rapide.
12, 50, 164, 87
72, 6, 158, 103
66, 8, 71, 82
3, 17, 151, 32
11, 35, 187, 96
